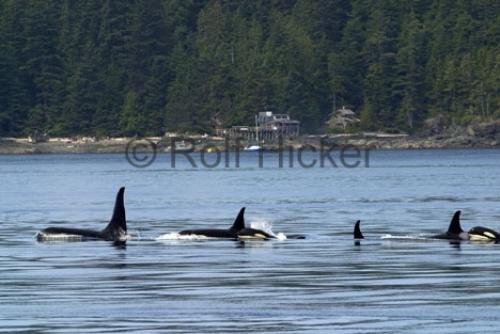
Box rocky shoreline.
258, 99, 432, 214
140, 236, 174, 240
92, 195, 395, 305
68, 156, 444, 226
1, 120, 499, 155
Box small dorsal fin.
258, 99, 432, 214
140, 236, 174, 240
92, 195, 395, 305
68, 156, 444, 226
103, 187, 127, 235
230, 207, 245, 231
447, 210, 462, 234
354, 220, 364, 239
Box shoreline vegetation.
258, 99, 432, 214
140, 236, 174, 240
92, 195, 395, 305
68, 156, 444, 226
1, 120, 498, 155
1, 1, 498, 140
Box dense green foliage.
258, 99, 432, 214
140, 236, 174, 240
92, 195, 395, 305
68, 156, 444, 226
0, 0, 498, 136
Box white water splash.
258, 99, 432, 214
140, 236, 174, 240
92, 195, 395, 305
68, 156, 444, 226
381, 234, 435, 241
155, 232, 210, 241
249, 220, 287, 240
36, 232, 83, 241
275, 232, 287, 241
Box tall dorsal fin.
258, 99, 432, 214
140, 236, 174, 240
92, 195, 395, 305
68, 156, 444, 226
354, 220, 364, 239
447, 210, 462, 234
230, 207, 245, 231
102, 187, 127, 234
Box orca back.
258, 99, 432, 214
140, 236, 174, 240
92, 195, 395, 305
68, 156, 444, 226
37, 227, 103, 241
178, 207, 247, 239
179, 229, 237, 238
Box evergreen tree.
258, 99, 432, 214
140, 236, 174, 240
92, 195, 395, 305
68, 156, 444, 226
19, 1, 64, 134
0, 0, 498, 136
395, 10, 426, 130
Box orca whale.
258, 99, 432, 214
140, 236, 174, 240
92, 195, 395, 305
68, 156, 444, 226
179, 207, 299, 240
352, 212, 499, 243
353, 220, 364, 239
36, 187, 127, 243
431, 210, 469, 240
433, 210, 500, 242
236, 213, 306, 240
179, 207, 246, 238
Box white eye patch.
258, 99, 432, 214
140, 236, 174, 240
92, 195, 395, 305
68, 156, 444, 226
484, 231, 496, 239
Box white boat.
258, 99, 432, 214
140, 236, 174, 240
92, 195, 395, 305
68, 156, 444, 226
244, 145, 261, 151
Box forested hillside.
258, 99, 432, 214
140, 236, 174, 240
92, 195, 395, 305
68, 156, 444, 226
0, 0, 498, 137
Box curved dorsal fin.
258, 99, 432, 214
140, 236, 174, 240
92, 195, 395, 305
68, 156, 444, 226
447, 210, 462, 234
230, 207, 245, 231
103, 187, 127, 234
354, 220, 364, 239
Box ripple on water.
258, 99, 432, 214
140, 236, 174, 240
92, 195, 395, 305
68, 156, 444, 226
1, 150, 500, 332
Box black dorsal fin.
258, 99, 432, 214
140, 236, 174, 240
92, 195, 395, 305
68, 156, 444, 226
354, 220, 364, 239
103, 187, 127, 234
447, 210, 462, 234
230, 207, 245, 231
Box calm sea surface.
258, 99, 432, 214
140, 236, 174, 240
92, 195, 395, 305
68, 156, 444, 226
1, 149, 500, 333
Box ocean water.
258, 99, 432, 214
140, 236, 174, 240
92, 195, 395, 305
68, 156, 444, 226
0, 149, 500, 333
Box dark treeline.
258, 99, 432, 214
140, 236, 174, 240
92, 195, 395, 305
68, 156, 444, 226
0, 0, 498, 137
